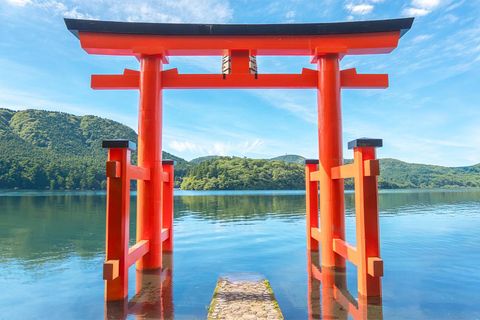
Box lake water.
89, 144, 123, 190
0, 189, 480, 319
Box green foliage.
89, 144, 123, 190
0, 108, 190, 189
1, 108, 480, 191
268, 154, 306, 165
181, 157, 305, 190
190, 155, 221, 164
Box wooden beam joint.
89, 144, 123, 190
106, 161, 121, 178
103, 260, 120, 280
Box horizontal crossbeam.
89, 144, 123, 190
340, 68, 388, 89
103, 259, 119, 280
368, 257, 383, 277
92, 68, 389, 90
331, 163, 355, 180
128, 240, 150, 267
129, 165, 150, 181
311, 227, 321, 242
79, 31, 402, 56
161, 228, 170, 242
331, 159, 380, 179
162, 171, 169, 182
333, 239, 359, 266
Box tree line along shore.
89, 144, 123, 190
1, 108, 480, 190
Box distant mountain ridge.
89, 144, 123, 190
1, 108, 480, 190
268, 154, 306, 165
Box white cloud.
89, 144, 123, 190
4, 0, 31, 6
412, 0, 441, 9
4, 0, 95, 19
403, 0, 443, 17
63, 7, 94, 19
403, 7, 429, 16
214, 142, 231, 156
114, 0, 233, 23
248, 90, 317, 124
169, 140, 205, 154
345, 4, 374, 15
285, 10, 295, 19
446, 0, 464, 11
167, 138, 266, 158
3, 0, 233, 23
412, 34, 433, 43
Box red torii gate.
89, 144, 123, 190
65, 17, 413, 304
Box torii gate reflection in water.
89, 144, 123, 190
65, 17, 413, 308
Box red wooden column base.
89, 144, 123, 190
317, 53, 346, 270
136, 53, 164, 270
104, 141, 134, 301
162, 160, 175, 252
349, 138, 383, 304
305, 160, 320, 251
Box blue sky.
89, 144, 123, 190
0, 0, 479, 167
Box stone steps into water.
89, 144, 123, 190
207, 273, 284, 320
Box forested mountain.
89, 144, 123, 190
268, 154, 306, 165
1, 108, 480, 190
181, 157, 304, 190
0, 108, 189, 189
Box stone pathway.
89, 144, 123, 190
207, 273, 284, 320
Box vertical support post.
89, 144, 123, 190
305, 160, 319, 251
317, 53, 346, 269
162, 160, 175, 252
349, 138, 383, 304
137, 54, 164, 270
230, 50, 250, 74
103, 140, 136, 301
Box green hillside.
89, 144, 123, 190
181, 157, 304, 190
190, 155, 220, 164
268, 154, 306, 165
0, 108, 189, 189
1, 108, 480, 191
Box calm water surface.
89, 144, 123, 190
0, 189, 480, 319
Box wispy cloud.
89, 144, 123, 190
345, 4, 374, 15
3, 0, 233, 23
412, 34, 433, 43
5, 0, 94, 19
118, 0, 233, 23
4, 0, 30, 6
167, 138, 267, 158
248, 90, 317, 124
344, 0, 384, 16
403, 0, 443, 17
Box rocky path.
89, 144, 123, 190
207, 274, 284, 320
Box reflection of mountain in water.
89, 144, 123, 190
175, 194, 306, 222
1, 190, 479, 267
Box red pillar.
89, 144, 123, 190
352, 143, 382, 303
103, 141, 135, 301
317, 53, 346, 269
305, 160, 319, 251
162, 160, 175, 252
137, 54, 164, 270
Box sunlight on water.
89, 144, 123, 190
0, 189, 479, 319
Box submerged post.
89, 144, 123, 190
317, 53, 346, 270
349, 138, 383, 303
103, 140, 136, 301
137, 53, 164, 270
162, 160, 175, 252
305, 160, 319, 251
